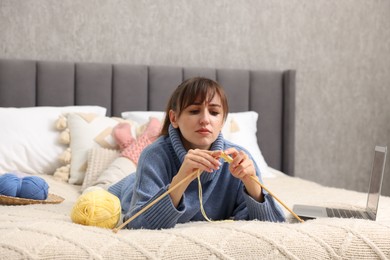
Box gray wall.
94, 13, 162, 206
1, 0, 390, 195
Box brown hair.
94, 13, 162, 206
160, 77, 229, 136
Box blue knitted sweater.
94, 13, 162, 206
108, 125, 285, 229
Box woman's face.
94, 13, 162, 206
169, 94, 225, 150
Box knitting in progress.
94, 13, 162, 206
113, 152, 303, 233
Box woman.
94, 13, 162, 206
109, 77, 285, 229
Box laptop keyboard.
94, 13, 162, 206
326, 208, 368, 219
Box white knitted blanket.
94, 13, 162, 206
1, 171, 389, 259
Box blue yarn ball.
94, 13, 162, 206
19, 176, 49, 200
0, 173, 22, 197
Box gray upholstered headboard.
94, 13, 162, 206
0, 58, 296, 176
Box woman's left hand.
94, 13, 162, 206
223, 148, 256, 181
223, 148, 263, 202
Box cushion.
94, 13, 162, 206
56, 113, 163, 185
121, 111, 166, 124
66, 113, 126, 184
81, 147, 120, 191
221, 111, 273, 178
0, 106, 106, 175
121, 111, 274, 178
82, 149, 136, 193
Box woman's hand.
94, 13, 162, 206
169, 149, 222, 207
224, 148, 256, 181
224, 148, 264, 202
179, 149, 222, 180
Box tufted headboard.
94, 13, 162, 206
0, 58, 296, 176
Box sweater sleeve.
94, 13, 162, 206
230, 148, 285, 222
124, 184, 187, 229
231, 184, 285, 222
242, 188, 285, 222
123, 145, 187, 230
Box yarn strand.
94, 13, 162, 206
113, 152, 303, 233
197, 171, 213, 222
113, 169, 199, 233
221, 153, 304, 223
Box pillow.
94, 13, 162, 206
121, 111, 166, 124
81, 147, 120, 191
66, 113, 127, 184
221, 112, 273, 178
58, 113, 162, 185
82, 148, 136, 192
121, 111, 274, 178
0, 106, 106, 175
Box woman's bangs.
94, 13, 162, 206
179, 82, 216, 111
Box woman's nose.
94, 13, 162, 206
199, 110, 210, 125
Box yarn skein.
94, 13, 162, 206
0, 173, 49, 200
19, 176, 49, 200
0, 173, 22, 197
71, 189, 121, 229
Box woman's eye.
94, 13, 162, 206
210, 111, 220, 116
189, 110, 199, 114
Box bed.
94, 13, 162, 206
0, 58, 389, 259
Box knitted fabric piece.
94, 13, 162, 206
112, 122, 134, 151
121, 117, 161, 165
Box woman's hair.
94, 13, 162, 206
160, 77, 229, 136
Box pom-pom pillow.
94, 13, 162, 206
0, 106, 106, 175
56, 113, 162, 185
121, 111, 274, 178
65, 113, 127, 185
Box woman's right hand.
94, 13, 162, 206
178, 149, 222, 181
169, 149, 222, 207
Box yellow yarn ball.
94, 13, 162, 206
71, 189, 121, 229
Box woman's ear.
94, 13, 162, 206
169, 110, 179, 128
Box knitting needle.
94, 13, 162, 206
113, 169, 201, 233
221, 153, 304, 223
113, 152, 303, 233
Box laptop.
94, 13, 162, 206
293, 145, 387, 220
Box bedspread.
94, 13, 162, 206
1, 172, 389, 259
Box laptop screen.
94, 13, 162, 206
366, 146, 387, 216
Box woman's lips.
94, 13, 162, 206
196, 128, 211, 134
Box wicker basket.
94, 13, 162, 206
0, 193, 64, 205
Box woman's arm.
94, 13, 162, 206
224, 148, 263, 202
124, 147, 222, 229
224, 147, 285, 222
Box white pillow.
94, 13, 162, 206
121, 111, 274, 178
66, 113, 126, 184
221, 111, 273, 178
121, 111, 166, 124
59, 112, 163, 185
0, 106, 107, 175
121, 111, 165, 136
